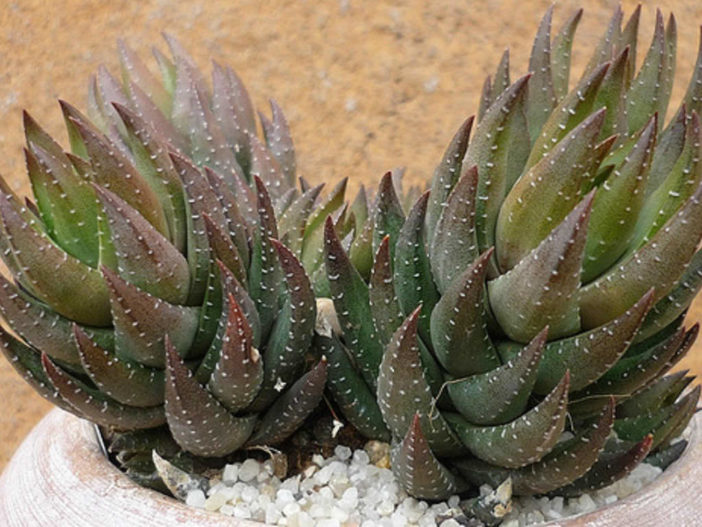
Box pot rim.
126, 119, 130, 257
1, 408, 701, 526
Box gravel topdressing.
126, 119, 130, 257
180, 443, 663, 527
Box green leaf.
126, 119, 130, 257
581, 7, 622, 81
95, 185, 190, 305
117, 39, 171, 116
203, 213, 247, 286
164, 336, 256, 457
455, 398, 616, 496
43, 353, 166, 429
372, 172, 406, 260
170, 152, 227, 305
0, 190, 111, 326
426, 117, 473, 237
0, 273, 111, 367
430, 249, 499, 376
679, 26, 702, 116
249, 240, 316, 411
74, 325, 164, 407
527, 62, 609, 169
555, 435, 653, 497
537, 288, 654, 395
394, 192, 439, 343
260, 99, 296, 186
447, 328, 547, 425
594, 47, 630, 141
377, 307, 464, 456
580, 180, 702, 329
391, 414, 461, 501
25, 144, 99, 266
247, 358, 327, 446
582, 116, 657, 283
632, 112, 701, 249
67, 103, 169, 236
616, 370, 693, 418
317, 334, 390, 440
0, 326, 78, 414
617, 5, 641, 87
429, 166, 480, 294
526, 6, 557, 140
112, 102, 187, 253
324, 216, 383, 390
206, 293, 263, 413
369, 235, 406, 345
496, 109, 605, 271
211, 62, 256, 176
464, 75, 530, 262
647, 105, 687, 197
104, 266, 199, 368
490, 192, 594, 342
626, 10, 670, 134
448, 372, 569, 469
551, 9, 583, 100
636, 250, 702, 341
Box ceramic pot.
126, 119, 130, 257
1, 409, 701, 526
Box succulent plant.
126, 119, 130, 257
319, 6, 702, 500
0, 36, 363, 483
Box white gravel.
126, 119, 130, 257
185, 444, 663, 526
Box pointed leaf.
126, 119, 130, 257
556, 435, 653, 497
67, 105, 168, 236
317, 334, 390, 440
247, 177, 283, 341
627, 10, 670, 134
391, 414, 460, 500
551, 9, 583, 100
526, 7, 557, 140
203, 213, 247, 285
0, 191, 111, 326
377, 307, 464, 456
104, 267, 199, 368
430, 249, 498, 375
260, 99, 296, 185
637, 250, 702, 341
164, 336, 256, 457
581, 7, 622, 79
580, 180, 702, 329
430, 166, 480, 293
0, 274, 112, 367
394, 192, 439, 342
206, 293, 263, 413
74, 325, 164, 407
496, 110, 605, 271
26, 144, 99, 266
448, 328, 547, 425
464, 75, 530, 260
528, 62, 609, 169
112, 102, 187, 253
0, 326, 77, 414
372, 172, 406, 259
522, 289, 654, 394
249, 240, 315, 411
248, 358, 327, 445
617, 370, 693, 419
583, 116, 657, 282
490, 192, 594, 342
324, 216, 383, 390
42, 353, 165, 429
426, 117, 473, 237
448, 372, 569, 469
95, 185, 189, 304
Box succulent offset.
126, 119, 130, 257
0, 36, 362, 484
320, 6, 702, 500
0, 4, 701, 508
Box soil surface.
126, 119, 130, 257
1, 0, 701, 470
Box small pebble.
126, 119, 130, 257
176, 441, 666, 527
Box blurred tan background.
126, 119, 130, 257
1, 0, 702, 470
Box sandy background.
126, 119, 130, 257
1, 0, 702, 469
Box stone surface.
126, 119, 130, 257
1, 0, 702, 470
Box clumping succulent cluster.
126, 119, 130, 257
1, 4, 702, 511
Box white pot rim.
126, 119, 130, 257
1, 408, 701, 526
